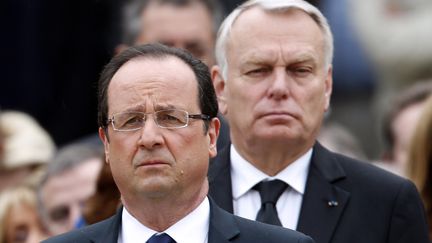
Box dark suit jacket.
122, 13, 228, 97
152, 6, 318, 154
42, 198, 314, 243
208, 142, 430, 243
216, 113, 230, 152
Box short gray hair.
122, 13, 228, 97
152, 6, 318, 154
215, 0, 334, 79
37, 142, 103, 226
39, 143, 103, 186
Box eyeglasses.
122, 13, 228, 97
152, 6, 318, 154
107, 109, 211, 132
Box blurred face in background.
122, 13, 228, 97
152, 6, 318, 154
40, 158, 102, 235
135, 1, 216, 66
4, 201, 49, 243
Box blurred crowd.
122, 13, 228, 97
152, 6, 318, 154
1, 0, 432, 242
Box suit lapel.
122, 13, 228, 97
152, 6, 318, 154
83, 202, 240, 243
208, 145, 234, 213
207, 198, 240, 243
297, 143, 350, 243
208, 142, 351, 243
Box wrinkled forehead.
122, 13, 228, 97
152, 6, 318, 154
230, 6, 323, 40
107, 56, 199, 114
228, 8, 325, 57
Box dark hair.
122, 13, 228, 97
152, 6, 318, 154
382, 81, 432, 151
121, 0, 225, 45
82, 161, 120, 224
98, 43, 218, 132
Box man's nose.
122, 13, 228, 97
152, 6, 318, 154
137, 115, 164, 149
267, 68, 290, 100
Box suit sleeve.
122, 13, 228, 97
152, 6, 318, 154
388, 180, 430, 243
300, 235, 316, 243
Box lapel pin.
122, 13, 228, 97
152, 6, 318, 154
327, 200, 338, 207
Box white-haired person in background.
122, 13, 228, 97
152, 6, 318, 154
208, 0, 430, 242
0, 110, 56, 191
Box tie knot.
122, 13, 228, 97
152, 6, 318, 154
253, 179, 287, 204
147, 233, 176, 243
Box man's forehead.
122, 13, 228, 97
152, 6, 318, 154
110, 56, 194, 86
229, 7, 321, 42
227, 7, 324, 62
107, 56, 199, 113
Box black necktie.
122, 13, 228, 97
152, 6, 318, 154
147, 233, 176, 243
253, 179, 288, 226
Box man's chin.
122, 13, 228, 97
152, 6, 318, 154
253, 129, 302, 143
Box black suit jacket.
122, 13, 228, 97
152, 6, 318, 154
208, 142, 430, 243
42, 198, 314, 243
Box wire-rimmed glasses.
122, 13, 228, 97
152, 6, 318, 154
107, 109, 211, 132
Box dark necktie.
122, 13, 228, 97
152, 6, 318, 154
253, 179, 288, 226
147, 233, 176, 243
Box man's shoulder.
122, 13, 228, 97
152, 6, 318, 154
309, 145, 430, 243
42, 216, 116, 243
314, 143, 410, 186
331, 151, 410, 187
42, 230, 90, 243
232, 213, 314, 242
314, 145, 421, 207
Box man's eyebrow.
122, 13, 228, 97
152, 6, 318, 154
288, 52, 319, 64
122, 105, 146, 113
243, 52, 277, 65
242, 55, 317, 67
154, 104, 177, 110
119, 104, 182, 114
244, 59, 270, 66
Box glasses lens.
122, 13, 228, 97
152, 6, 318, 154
156, 110, 188, 128
114, 112, 144, 131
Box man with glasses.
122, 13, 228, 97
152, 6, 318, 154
43, 44, 315, 243
78, 0, 230, 153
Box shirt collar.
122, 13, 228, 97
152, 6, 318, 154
121, 197, 210, 243
230, 144, 312, 199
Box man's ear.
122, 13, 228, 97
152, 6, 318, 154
324, 66, 333, 112
99, 127, 110, 164
208, 117, 220, 158
211, 66, 228, 115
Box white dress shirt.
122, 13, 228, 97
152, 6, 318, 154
118, 197, 210, 243
230, 144, 312, 230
